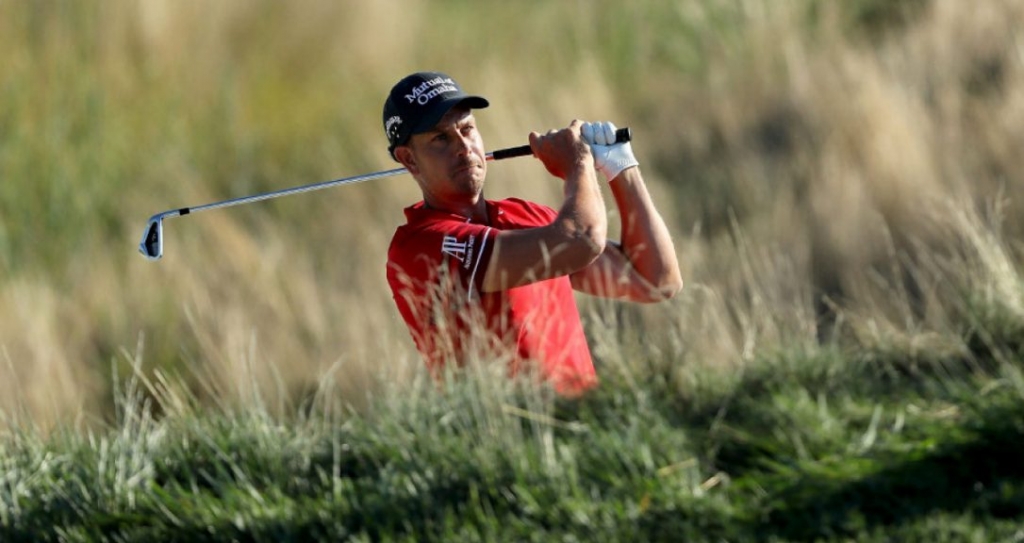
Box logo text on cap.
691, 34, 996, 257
405, 77, 458, 106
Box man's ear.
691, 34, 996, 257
394, 146, 419, 175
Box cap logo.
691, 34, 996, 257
405, 76, 458, 105
385, 115, 402, 135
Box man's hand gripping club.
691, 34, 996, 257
581, 121, 639, 182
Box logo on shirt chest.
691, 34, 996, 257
442, 234, 475, 269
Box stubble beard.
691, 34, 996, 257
454, 162, 486, 197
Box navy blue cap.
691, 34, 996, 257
383, 72, 489, 159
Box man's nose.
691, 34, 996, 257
454, 133, 473, 155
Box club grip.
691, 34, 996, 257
491, 127, 632, 161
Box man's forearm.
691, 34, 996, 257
556, 163, 608, 260
608, 167, 682, 296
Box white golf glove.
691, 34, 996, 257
581, 121, 638, 181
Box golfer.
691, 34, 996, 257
384, 71, 682, 395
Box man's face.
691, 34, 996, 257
396, 107, 487, 203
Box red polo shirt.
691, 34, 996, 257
387, 197, 596, 395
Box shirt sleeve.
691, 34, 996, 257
388, 219, 498, 305
433, 220, 496, 300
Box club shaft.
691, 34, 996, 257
140, 127, 632, 260
177, 165, 407, 218
177, 150, 496, 218
164, 127, 631, 219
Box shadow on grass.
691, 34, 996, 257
576, 336, 1024, 540
646, 342, 1016, 475
751, 392, 1024, 540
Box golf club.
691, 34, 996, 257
139, 127, 632, 261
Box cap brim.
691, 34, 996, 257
409, 95, 490, 135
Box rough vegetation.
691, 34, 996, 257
1, 0, 1023, 540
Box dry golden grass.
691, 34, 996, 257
0, 0, 1022, 429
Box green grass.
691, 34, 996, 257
3, 326, 1023, 541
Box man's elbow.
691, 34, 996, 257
654, 257, 684, 300
640, 273, 683, 303
564, 221, 607, 270
584, 228, 607, 264
658, 275, 684, 300
567, 231, 606, 272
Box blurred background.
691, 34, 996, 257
1, 0, 1022, 429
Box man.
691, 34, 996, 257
384, 71, 681, 395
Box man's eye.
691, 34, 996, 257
433, 133, 448, 143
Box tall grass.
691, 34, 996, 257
3, 2, 1024, 537
0, 0, 1022, 430
3, 292, 1023, 540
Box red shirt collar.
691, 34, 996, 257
403, 200, 505, 225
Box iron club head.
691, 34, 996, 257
139, 216, 164, 260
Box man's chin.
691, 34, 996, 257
464, 179, 485, 196
455, 167, 486, 190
